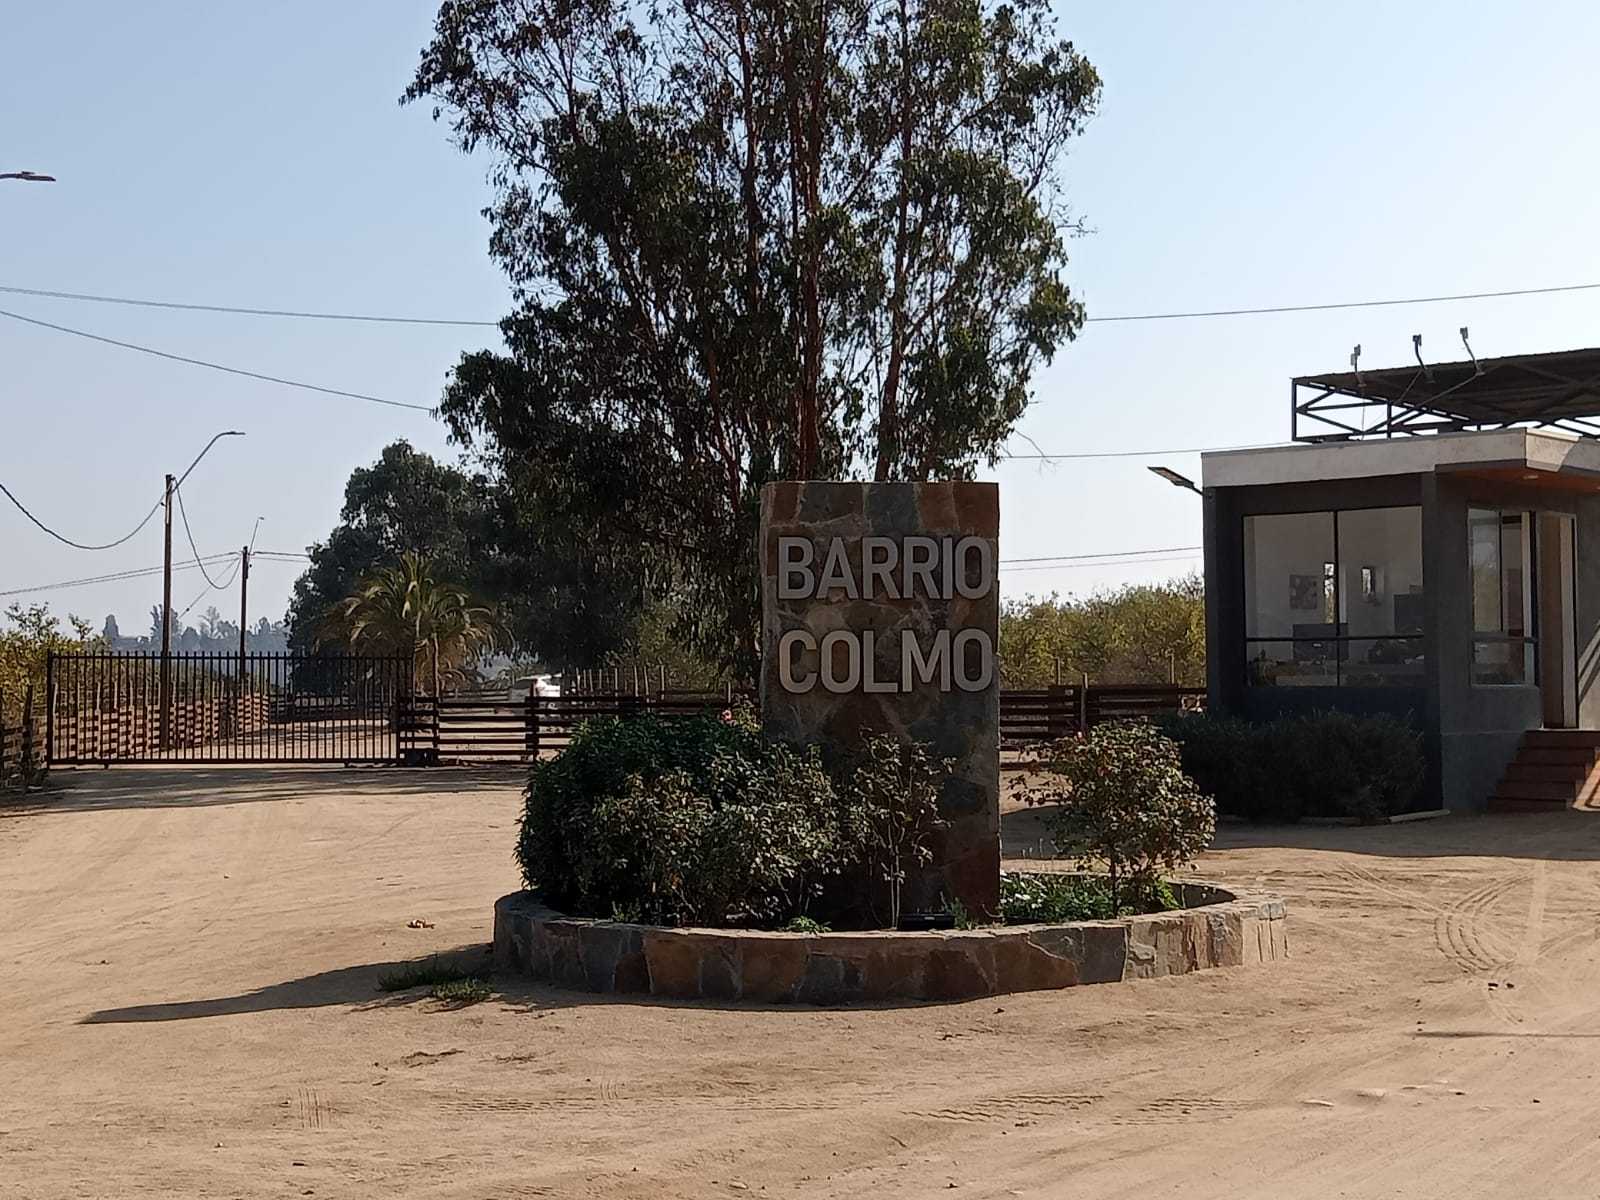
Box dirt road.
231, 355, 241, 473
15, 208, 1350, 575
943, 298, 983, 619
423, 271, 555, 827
6, 768, 1600, 1198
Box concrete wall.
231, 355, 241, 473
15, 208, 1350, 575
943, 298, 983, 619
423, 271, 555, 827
1422, 475, 1538, 810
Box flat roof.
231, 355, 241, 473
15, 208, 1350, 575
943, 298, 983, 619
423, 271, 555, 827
1202, 428, 1600, 489
1294, 346, 1600, 440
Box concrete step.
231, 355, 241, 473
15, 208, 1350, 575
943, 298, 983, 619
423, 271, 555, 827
1503, 761, 1595, 783
1494, 779, 1584, 802
1518, 747, 1600, 767
1523, 729, 1600, 748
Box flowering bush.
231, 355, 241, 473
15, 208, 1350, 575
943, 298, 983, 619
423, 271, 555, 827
1023, 721, 1215, 913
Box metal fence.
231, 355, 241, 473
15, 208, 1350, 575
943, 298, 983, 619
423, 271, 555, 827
46, 653, 414, 765
43, 654, 1205, 768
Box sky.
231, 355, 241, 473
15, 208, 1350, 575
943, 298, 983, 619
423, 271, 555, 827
4, 0, 1600, 641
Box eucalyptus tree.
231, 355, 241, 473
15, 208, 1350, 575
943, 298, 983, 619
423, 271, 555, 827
406, 0, 1100, 672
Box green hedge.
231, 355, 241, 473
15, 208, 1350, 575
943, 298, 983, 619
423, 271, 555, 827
1152, 710, 1425, 823
520, 711, 851, 927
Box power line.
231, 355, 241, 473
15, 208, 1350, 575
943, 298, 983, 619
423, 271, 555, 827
0, 307, 436, 413
999, 552, 1201, 573
7, 277, 1600, 327
1000, 545, 1201, 564
0, 555, 233, 598
998, 443, 1267, 461
0, 284, 500, 328
173, 485, 230, 590
1087, 281, 1600, 323
0, 480, 164, 551
177, 555, 244, 622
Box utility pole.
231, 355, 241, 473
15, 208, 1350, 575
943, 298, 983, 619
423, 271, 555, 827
158, 473, 175, 751
153, 431, 246, 753
238, 544, 250, 679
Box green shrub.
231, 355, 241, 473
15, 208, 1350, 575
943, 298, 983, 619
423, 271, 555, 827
520, 712, 850, 927
1155, 710, 1423, 823
836, 735, 952, 929
1024, 722, 1215, 912
1001, 872, 1114, 922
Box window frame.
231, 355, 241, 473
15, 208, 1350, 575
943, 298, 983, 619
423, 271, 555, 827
1241, 505, 1425, 689
1468, 507, 1538, 688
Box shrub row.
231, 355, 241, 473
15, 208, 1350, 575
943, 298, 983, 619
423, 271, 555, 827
1152, 710, 1424, 823
519, 709, 949, 929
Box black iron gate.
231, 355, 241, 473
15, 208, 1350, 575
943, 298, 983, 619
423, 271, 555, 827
46, 653, 414, 765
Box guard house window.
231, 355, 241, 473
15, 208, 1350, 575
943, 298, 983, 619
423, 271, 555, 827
1470, 508, 1535, 685
1243, 506, 1424, 688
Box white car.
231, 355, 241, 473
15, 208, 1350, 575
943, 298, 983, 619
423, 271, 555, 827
508, 674, 562, 702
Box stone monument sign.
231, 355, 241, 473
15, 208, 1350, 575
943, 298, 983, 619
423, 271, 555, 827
760, 481, 1000, 918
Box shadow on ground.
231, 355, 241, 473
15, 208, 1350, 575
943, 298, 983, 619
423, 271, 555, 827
1003, 799, 1600, 864
1, 764, 527, 816
78, 941, 967, 1022
81, 945, 501, 1024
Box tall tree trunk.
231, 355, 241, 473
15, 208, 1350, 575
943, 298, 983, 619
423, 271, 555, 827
875, 0, 914, 481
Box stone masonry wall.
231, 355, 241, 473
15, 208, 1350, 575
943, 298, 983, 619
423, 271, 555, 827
759, 481, 1000, 918
494, 885, 1290, 1004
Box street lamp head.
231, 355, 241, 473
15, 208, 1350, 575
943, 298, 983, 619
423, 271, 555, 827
1148, 465, 1202, 495
174, 429, 248, 489
1, 171, 57, 183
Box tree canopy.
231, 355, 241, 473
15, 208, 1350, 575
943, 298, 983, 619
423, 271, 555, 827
999, 575, 1205, 687
406, 0, 1100, 673
319, 552, 503, 695
287, 440, 647, 667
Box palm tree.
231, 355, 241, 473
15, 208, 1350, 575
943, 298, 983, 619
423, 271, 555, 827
319, 553, 502, 695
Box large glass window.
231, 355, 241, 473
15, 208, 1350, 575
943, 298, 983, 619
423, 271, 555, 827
1244, 506, 1424, 688
1469, 508, 1535, 685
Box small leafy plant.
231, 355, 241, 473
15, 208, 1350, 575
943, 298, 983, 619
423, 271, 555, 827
841, 734, 954, 930
378, 955, 479, 993
1024, 721, 1215, 913
430, 977, 492, 1006
781, 915, 831, 934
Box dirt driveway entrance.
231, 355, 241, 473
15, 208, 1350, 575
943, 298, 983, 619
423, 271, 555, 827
5, 768, 1600, 1198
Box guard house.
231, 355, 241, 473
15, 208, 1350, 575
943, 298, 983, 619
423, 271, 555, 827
1202, 346, 1600, 812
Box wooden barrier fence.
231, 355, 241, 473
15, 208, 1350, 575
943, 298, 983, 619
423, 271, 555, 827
0, 686, 45, 792
402, 685, 1205, 763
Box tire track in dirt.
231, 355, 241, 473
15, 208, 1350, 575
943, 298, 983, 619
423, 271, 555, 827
1433, 876, 1522, 975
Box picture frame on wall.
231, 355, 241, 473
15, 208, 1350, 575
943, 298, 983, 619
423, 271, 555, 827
1289, 573, 1320, 611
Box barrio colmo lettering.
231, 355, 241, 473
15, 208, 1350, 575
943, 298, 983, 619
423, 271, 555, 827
775, 535, 995, 695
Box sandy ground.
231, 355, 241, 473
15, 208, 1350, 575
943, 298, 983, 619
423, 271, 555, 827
6, 770, 1600, 1198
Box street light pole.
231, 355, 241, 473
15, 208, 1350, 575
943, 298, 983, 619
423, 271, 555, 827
159, 474, 176, 750
157, 430, 246, 751
238, 544, 250, 675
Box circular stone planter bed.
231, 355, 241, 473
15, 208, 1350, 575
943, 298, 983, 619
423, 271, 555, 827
493, 880, 1288, 1005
